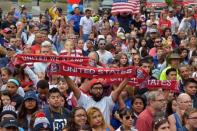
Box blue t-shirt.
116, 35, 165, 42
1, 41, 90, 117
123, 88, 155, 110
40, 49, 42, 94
69, 14, 82, 33
44, 107, 70, 131
111, 98, 132, 129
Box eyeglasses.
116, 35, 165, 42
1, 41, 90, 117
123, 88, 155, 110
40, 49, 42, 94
180, 101, 192, 104
155, 99, 166, 102
188, 117, 197, 120
92, 87, 103, 91
134, 58, 140, 60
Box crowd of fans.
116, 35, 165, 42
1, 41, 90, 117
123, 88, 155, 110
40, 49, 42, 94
0, 1, 197, 131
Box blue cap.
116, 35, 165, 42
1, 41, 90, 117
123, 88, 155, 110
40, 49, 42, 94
24, 91, 37, 101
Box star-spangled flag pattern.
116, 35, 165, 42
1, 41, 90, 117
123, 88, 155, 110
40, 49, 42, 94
111, 0, 140, 14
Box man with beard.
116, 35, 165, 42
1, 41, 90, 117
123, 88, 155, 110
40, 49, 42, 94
65, 76, 128, 124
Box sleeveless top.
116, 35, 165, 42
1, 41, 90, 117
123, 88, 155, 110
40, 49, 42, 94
173, 113, 184, 131
106, 128, 110, 131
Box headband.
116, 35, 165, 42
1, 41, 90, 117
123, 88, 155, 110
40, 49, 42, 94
8, 79, 20, 87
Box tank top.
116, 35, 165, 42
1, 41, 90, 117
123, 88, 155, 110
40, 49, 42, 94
173, 113, 184, 131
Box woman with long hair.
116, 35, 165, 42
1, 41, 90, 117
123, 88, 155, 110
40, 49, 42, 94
166, 98, 177, 117
18, 91, 38, 131
87, 107, 114, 131
132, 53, 141, 66
188, 36, 197, 59
179, 48, 190, 65
116, 53, 129, 67
128, 38, 137, 51
65, 107, 89, 131
138, 38, 149, 58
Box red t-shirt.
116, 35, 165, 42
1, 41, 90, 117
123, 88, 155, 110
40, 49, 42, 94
136, 107, 154, 131
159, 19, 171, 35
31, 44, 41, 54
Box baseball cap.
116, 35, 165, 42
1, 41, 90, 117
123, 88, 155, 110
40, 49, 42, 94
40, 26, 48, 32
85, 8, 92, 12
72, 4, 79, 10
97, 35, 105, 41
169, 7, 173, 12
117, 32, 126, 40
150, 28, 157, 33
0, 118, 18, 128
41, 41, 52, 47
3, 28, 12, 34
0, 105, 17, 119
24, 91, 38, 101
89, 79, 104, 89
6, 45, 17, 51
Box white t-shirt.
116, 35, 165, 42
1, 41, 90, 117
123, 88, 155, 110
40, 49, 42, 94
78, 92, 115, 124
26, 34, 35, 45
79, 16, 94, 34
146, 19, 159, 32
178, 18, 191, 33
96, 50, 113, 65
33, 62, 49, 74
167, 16, 179, 34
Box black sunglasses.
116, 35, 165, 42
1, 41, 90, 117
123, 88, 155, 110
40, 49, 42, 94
125, 115, 133, 120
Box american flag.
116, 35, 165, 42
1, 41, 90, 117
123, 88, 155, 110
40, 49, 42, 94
111, 0, 140, 14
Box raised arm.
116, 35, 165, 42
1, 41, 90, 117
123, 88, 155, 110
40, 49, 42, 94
64, 76, 81, 99
111, 78, 129, 102
118, 94, 126, 110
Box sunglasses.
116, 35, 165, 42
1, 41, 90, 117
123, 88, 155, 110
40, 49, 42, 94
125, 115, 133, 120
134, 58, 140, 60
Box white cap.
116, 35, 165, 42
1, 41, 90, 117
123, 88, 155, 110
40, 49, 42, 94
72, 4, 79, 10
97, 35, 105, 41
41, 41, 52, 47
